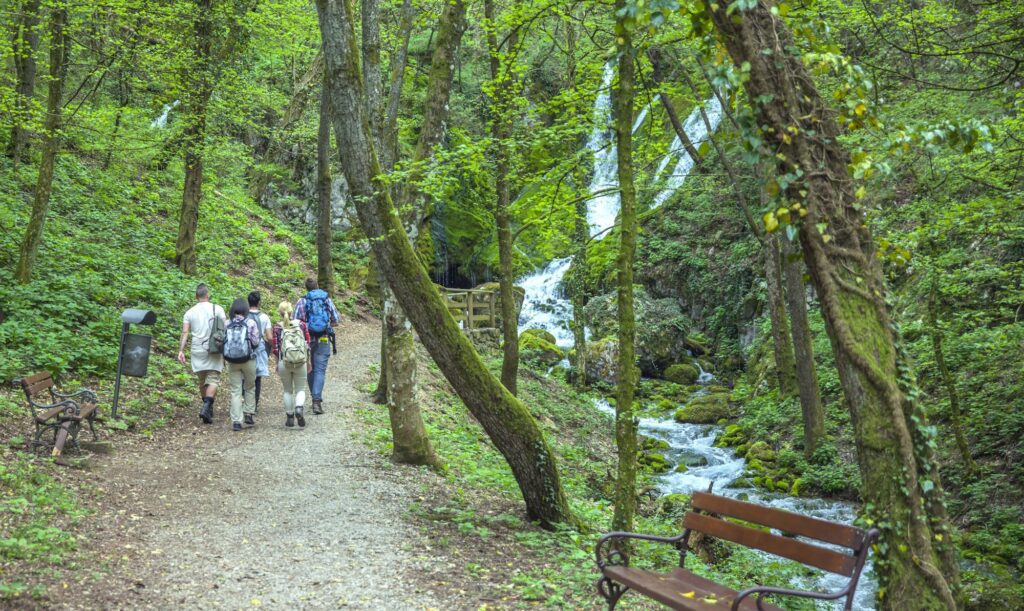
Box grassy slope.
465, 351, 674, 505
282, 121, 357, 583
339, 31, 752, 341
0, 145, 357, 600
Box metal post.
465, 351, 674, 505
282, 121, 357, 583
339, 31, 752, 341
111, 321, 129, 419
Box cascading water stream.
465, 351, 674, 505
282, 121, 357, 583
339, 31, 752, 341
514, 63, 877, 609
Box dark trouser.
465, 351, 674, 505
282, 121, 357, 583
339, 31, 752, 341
254, 376, 262, 409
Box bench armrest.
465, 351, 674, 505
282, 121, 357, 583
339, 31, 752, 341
732, 584, 848, 611
595, 531, 688, 570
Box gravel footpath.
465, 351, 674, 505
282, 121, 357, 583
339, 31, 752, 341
87, 319, 447, 610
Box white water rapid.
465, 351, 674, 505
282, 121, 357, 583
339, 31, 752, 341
150, 100, 180, 129
514, 63, 877, 609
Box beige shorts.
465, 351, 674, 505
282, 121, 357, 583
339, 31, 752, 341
197, 370, 221, 388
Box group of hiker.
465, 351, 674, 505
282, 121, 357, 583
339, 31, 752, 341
177, 278, 341, 431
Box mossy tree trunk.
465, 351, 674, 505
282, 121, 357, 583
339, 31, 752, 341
766, 234, 797, 396
611, 7, 639, 534
316, 76, 335, 295
316, 0, 573, 528
384, 297, 441, 468
708, 3, 959, 608
782, 237, 824, 457
926, 274, 976, 474
567, 19, 588, 391
15, 2, 66, 284
485, 0, 519, 395
173, 0, 214, 276
8, 0, 41, 166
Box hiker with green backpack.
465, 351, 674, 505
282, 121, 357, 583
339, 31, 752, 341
293, 278, 340, 415
178, 283, 227, 424
273, 300, 311, 428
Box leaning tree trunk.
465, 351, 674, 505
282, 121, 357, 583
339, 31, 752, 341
610, 6, 639, 534
8, 0, 41, 165
316, 0, 573, 528
173, 0, 214, 276
316, 78, 336, 294
384, 296, 441, 468
15, 2, 65, 284
485, 0, 519, 395
782, 237, 825, 457
708, 2, 959, 608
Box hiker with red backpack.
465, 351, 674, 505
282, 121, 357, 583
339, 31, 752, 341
293, 278, 340, 415
178, 283, 227, 424
272, 301, 311, 428
224, 298, 262, 432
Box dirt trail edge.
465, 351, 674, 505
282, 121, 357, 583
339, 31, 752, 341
86, 318, 448, 610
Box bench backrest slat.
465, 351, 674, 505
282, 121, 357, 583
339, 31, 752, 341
22, 372, 55, 398
691, 492, 864, 549
682, 512, 857, 576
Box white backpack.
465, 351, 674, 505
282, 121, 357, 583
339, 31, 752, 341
281, 321, 307, 365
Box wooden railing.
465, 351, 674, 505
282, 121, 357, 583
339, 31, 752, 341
439, 287, 500, 330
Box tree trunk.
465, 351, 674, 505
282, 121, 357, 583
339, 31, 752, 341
361, 0, 383, 148
384, 293, 441, 468
8, 0, 41, 165
173, 0, 214, 276
765, 234, 797, 396
611, 7, 639, 534
316, 78, 336, 294
927, 275, 976, 474
316, 0, 573, 528
708, 3, 959, 608
485, 0, 519, 395
567, 17, 587, 391
383, 0, 414, 170
15, 2, 65, 284
646, 47, 702, 166
782, 237, 824, 457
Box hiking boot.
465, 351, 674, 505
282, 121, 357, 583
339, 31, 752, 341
244, 413, 255, 426
285, 414, 295, 428
295, 406, 305, 428
199, 402, 213, 424
312, 400, 324, 415
232, 422, 243, 432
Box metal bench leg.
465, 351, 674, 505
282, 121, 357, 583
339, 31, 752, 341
597, 576, 628, 610
87, 415, 98, 441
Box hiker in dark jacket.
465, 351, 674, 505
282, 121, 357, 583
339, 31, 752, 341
293, 278, 340, 415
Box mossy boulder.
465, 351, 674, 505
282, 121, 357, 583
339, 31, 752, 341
674, 464, 689, 473
664, 363, 699, 385
583, 288, 692, 377
790, 478, 805, 497
673, 393, 731, 424
677, 451, 709, 467
745, 441, 777, 463
584, 337, 620, 385
520, 327, 557, 346
657, 493, 692, 517
715, 424, 746, 448
640, 436, 670, 452
519, 332, 565, 366
638, 452, 671, 473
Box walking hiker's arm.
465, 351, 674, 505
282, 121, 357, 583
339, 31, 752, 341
178, 321, 190, 364
327, 298, 341, 326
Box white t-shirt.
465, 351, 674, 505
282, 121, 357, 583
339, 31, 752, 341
183, 301, 227, 373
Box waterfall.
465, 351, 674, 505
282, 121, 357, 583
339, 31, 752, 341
651, 96, 723, 208
150, 100, 180, 129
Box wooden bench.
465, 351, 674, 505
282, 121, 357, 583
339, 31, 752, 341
595, 491, 878, 610
15, 372, 99, 457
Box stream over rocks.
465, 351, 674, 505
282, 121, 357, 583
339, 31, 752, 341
516, 62, 877, 609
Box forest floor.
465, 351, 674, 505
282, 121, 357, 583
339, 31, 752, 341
43, 318, 463, 610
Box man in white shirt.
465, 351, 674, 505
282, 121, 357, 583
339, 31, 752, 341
178, 283, 227, 424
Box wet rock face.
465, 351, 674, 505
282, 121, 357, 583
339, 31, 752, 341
583, 287, 692, 377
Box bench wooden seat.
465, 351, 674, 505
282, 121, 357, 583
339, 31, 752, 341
15, 371, 99, 457
595, 491, 878, 611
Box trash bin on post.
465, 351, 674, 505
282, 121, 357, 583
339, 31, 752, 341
113, 309, 157, 419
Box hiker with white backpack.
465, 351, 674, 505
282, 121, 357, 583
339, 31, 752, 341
224, 298, 262, 432
293, 278, 340, 415
272, 301, 311, 428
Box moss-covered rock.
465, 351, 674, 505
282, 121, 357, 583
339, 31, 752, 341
520, 327, 557, 346
664, 363, 699, 385
583, 288, 692, 377
673, 393, 731, 424
657, 493, 692, 517
677, 451, 709, 467
745, 441, 777, 463
674, 464, 689, 473
584, 337, 619, 385
791, 478, 805, 497
519, 332, 565, 366
640, 436, 670, 452
638, 452, 671, 473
